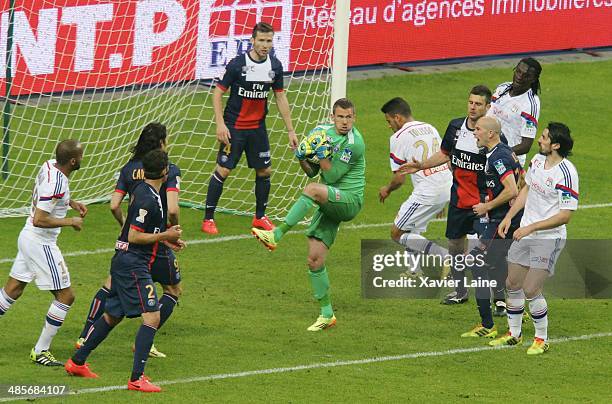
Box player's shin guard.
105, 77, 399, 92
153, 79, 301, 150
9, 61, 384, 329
79, 287, 110, 339
204, 171, 226, 220
131, 324, 157, 382
309, 266, 333, 318
528, 294, 548, 340
274, 194, 316, 241
158, 293, 178, 329
255, 175, 271, 219
0, 288, 15, 316
507, 289, 526, 338
34, 300, 71, 353
73, 316, 115, 365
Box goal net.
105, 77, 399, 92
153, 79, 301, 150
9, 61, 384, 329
0, 0, 337, 219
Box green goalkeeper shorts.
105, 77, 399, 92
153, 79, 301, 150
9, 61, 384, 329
305, 186, 362, 248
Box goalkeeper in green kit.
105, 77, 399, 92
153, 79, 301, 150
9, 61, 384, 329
252, 98, 366, 331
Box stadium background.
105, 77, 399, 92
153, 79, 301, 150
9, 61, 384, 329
0, 0, 611, 401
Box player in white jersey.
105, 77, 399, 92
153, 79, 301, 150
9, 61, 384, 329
0, 140, 86, 366
487, 58, 542, 166
490, 122, 578, 355
378, 97, 452, 275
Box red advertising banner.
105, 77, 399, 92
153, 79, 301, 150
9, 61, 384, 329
0, 0, 610, 96
342, 0, 612, 66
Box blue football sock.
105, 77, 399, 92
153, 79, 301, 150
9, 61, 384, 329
73, 316, 114, 365
476, 298, 494, 329
131, 324, 157, 381
205, 171, 225, 220
79, 287, 110, 339
158, 293, 178, 329
255, 175, 271, 219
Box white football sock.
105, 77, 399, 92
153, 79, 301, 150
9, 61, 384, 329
399, 232, 449, 257
528, 294, 548, 341
507, 289, 525, 338
0, 288, 15, 316
34, 300, 71, 353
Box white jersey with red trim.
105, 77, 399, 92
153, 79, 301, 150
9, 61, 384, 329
389, 121, 452, 205
521, 154, 579, 239
23, 159, 71, 243
487, 82, 540, 166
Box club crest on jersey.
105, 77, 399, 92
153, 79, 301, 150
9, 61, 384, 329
340, 148, 352, 163
268, 70, 276, 80
493, 159, 506, 175
512, 104, 519, 113
546, 177, 553, 188
136, 209, 148, 223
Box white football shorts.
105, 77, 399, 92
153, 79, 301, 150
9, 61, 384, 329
394, 196, 446, 234
9, 230, 71, 290
507, 237, 566, 275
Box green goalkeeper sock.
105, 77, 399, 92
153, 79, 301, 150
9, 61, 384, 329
273, 194, 316, 241
273, 223, 291, 242
309, 266, 333, 318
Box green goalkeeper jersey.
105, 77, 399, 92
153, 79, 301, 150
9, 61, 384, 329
317, 124, 366, 202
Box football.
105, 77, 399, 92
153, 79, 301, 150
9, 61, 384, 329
299, 127, 331, 164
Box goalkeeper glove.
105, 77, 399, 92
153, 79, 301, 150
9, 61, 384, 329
315, 143, 332, 160
295, 143, 308, 160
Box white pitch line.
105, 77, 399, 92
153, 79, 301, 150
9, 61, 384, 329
1, 331, 610, 401
0, 222, 395, 264
576, 202, 612, 209
1, 201, 611, 265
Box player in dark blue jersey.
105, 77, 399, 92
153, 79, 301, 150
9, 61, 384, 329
400, 85, 493, 304
460, 116, 522, 339
202, 22, 298, 235
75, 123, 183, 358
66, 150, 183, 393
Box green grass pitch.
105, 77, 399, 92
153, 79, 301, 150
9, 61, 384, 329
0, 60, 611, 402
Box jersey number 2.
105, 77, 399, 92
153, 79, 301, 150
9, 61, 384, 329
145, 284, 155, 299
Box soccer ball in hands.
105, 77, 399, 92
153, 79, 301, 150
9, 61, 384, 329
298, 127, 332, 164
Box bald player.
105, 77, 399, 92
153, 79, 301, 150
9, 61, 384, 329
460, 116, 523, 339
0, 140, 87, 366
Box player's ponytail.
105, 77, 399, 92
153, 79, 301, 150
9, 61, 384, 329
131, 122, 167, 161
